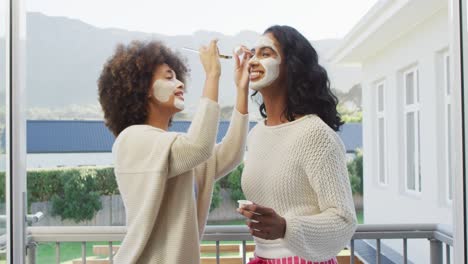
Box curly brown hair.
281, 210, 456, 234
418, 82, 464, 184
98, 40, 189, 136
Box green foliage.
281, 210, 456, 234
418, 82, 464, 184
209, 163, 246, 211
341, 111, 363, 123
226, 163, 245, 202
94, 167, 119, 195
347, 150, 363, 195
0, 167, 117, 223
210, 183, 222, 212
338, 103, 362, 123
0, 154, 365, 222
50, 168, 102, 222
27, 169, 64, 205
0, 172, 5, 202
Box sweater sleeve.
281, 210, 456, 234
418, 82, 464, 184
192, 109, 249, 237
282, 133, 357, 261
211, 109, 249, 179
167, 98, 220, 178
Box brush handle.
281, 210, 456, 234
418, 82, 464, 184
182, 47, 232, 59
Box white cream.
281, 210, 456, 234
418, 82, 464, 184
174, 98, 185, 110
249, 36, 282, 91
249, 57, 281, 91
152, 76, 185, 110
254, 36, 281, 62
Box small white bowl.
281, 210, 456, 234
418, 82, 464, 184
237, 200, 253, 209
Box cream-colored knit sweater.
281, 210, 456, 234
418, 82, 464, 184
242, 114, 357, 261
112, 98, 249, 264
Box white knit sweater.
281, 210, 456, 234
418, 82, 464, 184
242, 114, 357, 261
112, 98, 249, 264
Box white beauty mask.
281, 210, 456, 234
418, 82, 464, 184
174, 98, 185, 110
152, 75, 185, 110
249, 36, 282, 91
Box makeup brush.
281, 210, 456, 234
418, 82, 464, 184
182, 47, 232, 59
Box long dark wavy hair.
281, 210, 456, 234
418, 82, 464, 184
253, 25, 343, 131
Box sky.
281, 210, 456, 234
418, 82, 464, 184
22, 0, 378, 40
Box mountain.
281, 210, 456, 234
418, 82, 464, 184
0, 12, 361, 120
334, 84, 362, 110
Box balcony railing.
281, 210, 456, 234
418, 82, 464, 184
26, 224, 453, 264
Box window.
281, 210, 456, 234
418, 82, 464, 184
403, 67, 421, 193
0, 0, 9, 260
376, 81, 387, 185
443, 53, 453, 201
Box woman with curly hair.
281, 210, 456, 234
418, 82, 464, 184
237, 26, 357, 264
98, 39, 251, 263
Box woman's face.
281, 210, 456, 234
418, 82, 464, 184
149, 63, 185, 112
248, 33, 285, 91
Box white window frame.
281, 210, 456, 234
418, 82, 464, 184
443, 52, 453, 203
403, 67, 421, 194
6, 0, 28, 262
450, 0, 466, 262
376, 80, 387, 186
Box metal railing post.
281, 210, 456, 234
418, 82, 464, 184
429, 238, 443, 264
26, 241, 36, 264
24, 224, 454, 264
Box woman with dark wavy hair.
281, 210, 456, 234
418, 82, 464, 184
237, 26, 357, 263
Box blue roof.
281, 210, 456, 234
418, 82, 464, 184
6, 120, 361, 153
27, 120, 114, 153
24, 120, 259, 153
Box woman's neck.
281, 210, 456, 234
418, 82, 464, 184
146, 106, 172, 131
261, 86, 288, 126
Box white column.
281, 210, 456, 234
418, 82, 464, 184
6, 0, 27, 263
449, 0, 466, 263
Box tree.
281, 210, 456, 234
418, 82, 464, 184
338, 103, 362, 123
347, 150, 363, 195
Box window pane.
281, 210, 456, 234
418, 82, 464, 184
406, 72, 415, 105
0, 0, 8, 259
446, 55, 451, 96
406, 112, 416, 190
378, 84, 384, 112
416, 70, 420, 103
448, 104, 453, 200
379, 118, 385, 183
417, 111, 421, 192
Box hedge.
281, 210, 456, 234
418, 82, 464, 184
347, 150, 363, 195
0, 167, 117, 222
0, 152, 363, 222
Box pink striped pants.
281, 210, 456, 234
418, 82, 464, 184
248, 255, 338, 264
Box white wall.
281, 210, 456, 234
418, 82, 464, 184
361, 8, 452, 263
0, 153, 113, 170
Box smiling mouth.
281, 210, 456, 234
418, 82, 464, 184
250, 70, 264, 81
174, 91, 185, 100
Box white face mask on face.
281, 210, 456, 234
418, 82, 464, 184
249, 36, 282, 91
152, 75, 185, 110
173, 98, 185, 110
